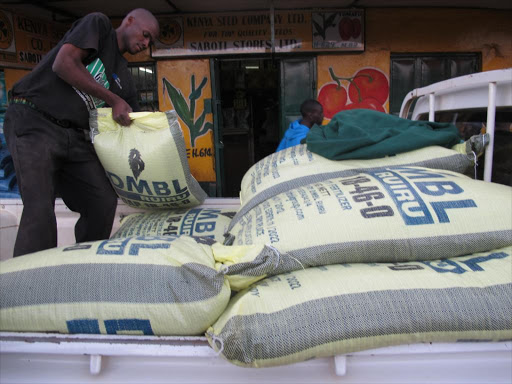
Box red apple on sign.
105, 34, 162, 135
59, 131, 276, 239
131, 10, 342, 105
338, 17, 354, 41
318, 83, 348, 119
339, 17, 361, 40
348, 68, 389, 105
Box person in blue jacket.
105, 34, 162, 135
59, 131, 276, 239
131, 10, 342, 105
276, 99, 324, 152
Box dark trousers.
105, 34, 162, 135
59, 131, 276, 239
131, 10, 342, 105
4, 104, 117, 257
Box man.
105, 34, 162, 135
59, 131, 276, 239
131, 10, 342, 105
276, 99, 324, 152
4, 9, 160, 257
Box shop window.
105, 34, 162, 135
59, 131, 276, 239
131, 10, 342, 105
390, 53, 481, 116
128, 63, 158, 111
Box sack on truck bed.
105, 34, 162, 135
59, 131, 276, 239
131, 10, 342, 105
0, 236, 283, 334
112, 208, 237, 243
238, 144, 473, 219
207, 247, 512, 368
0, 236, 230, 336
90, 108, 207, 210
226, 166, 512, 272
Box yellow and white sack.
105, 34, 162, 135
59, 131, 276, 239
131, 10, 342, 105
0, 235, 284, 335
227, 166, 512, 269
0, 236, 230, 335
112, 207, 237, 243
90, 108, 207, 209
207, 247, 512, 368
238, 144, 473, 212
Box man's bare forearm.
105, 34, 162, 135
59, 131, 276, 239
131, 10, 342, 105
52, 43, 132, 125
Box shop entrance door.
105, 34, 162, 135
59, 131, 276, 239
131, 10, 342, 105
212, 58, 279, 197
211, 56, 316, 197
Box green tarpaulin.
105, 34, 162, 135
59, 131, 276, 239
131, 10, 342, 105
306, 109, 461, 160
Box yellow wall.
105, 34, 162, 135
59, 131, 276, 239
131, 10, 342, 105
366, 8, 511, 71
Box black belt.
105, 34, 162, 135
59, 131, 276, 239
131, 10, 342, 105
10, 97, 73, 128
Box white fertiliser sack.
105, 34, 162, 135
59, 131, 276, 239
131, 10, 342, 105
90, 108, 207, 209
207, 247, 512, 368
226, 166, 512, 270
237, 144, 473, 220
0, 236, 230, 335
112, 207, 237, 243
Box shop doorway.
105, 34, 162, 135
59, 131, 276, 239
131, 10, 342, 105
215, 58, 280, 197
211, 57, 316, 197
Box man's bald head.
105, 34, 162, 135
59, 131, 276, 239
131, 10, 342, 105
117, 8, 159, 54
126, 9, 159, 30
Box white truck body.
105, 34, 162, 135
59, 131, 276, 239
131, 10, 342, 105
1, 69, 511, 383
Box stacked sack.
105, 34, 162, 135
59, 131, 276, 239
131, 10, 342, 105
226, 166, 511, 266
207, 247, 512, 367
0, 235, 281, 335
238, 143, 473, 209
208, 144, 512, 367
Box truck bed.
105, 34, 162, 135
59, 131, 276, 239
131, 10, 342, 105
1, 331, 510, 383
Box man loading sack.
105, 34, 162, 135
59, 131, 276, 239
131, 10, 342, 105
3, 9, 160, 257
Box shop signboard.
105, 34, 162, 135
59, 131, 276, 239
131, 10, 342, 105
0, 9, 66, 68
153, 9, 364, 57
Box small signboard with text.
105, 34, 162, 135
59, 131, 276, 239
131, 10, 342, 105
0, 9, 67, 69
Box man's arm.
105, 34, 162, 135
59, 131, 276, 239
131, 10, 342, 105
52, 43, 132, 126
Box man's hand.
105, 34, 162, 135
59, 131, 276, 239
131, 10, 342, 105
111, 99, 133, 126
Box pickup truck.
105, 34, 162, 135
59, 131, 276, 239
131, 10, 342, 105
1, 69, 511, 383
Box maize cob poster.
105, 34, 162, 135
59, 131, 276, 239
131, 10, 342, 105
157, 59, 216, 182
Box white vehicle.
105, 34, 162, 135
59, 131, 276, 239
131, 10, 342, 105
400, 68, 512, 186
1, 69, 511, 383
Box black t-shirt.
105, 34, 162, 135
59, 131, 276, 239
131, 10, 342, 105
12, 12, 139, 130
